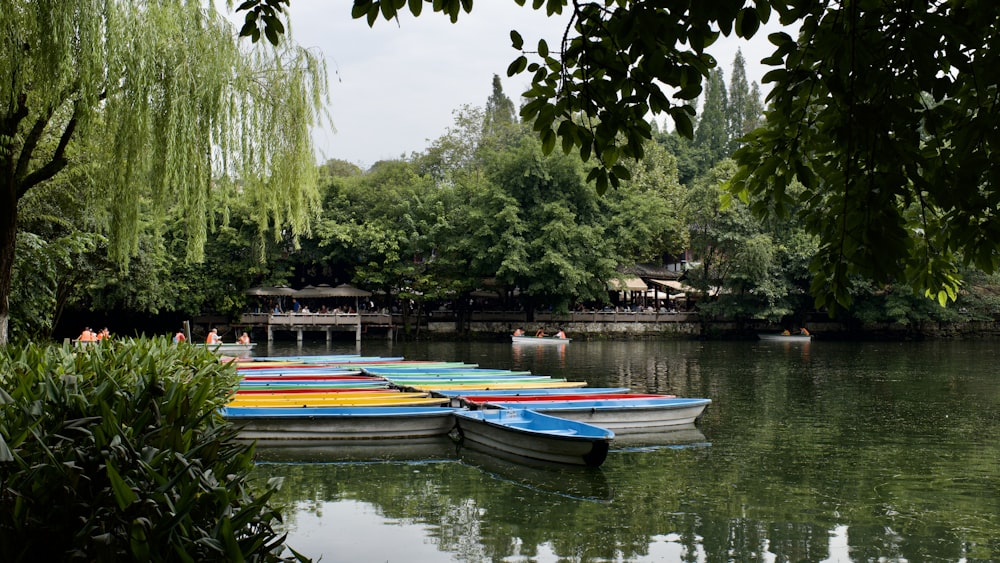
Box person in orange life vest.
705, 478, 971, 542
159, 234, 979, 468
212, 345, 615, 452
78, 327, 96, 342
799, 327, 810, 336
237, 332, 251, 344
555, 329, 567, 339
174, 330, 186, 343
512, 327, 525, 337
97, 327, 110, 341
206, 328, 221, 344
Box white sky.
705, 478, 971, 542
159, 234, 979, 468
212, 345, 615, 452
277, 2, 783, 169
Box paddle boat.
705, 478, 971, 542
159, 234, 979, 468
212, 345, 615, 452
757, 332, 812, 342
479, 397, 712, 431
458, 393, 672, 404
452, 408, 614, 467
399, 380, 588, 391
512, 335, 571, 345
432, 387, 631, 397
202, 342, 256, 356
236, 380, 391, 390
227, 395, 451, 408
234, 387, 404, 395
222, 405, 461, 440
376, 375, 562, 385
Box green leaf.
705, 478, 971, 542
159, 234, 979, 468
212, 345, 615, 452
107, 462, 137, 509
507, 55, 527, 77
538, 39, 549, 58
541, 129, 556, 155
408, 0, 423, 16
510, 29, 523, 49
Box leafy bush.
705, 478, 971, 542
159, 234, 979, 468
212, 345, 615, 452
0, 338, 304, 562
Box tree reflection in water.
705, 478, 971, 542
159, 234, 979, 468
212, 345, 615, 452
251, 339, 1000, 562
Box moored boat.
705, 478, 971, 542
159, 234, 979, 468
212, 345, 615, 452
512, 335, 571, 345
757, 333, 812, 342
222, 405, 461, 440
226, 394, 450, 408
480, 397, 712, 431
459, 393, 671, 405
432, 387, 630, 397
400, 380, 588, 391
202, 342, 257, 356
453, 408, 614, 467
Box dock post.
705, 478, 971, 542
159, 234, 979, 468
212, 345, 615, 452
267, 326, 273, 342
296, 329, 303, 343
326, 328, 332, 343
355, 318, 362, 342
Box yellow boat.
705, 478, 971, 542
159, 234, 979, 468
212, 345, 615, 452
227, 396, 451, 408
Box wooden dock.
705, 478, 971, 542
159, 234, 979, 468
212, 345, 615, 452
239, 312, 395, 342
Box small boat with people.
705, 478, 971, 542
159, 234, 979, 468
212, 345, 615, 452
511, 335, 571, 345
757, 328, 812, 342
453, 408, 614, 467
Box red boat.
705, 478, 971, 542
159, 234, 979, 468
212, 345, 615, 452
458, 392, 673, 405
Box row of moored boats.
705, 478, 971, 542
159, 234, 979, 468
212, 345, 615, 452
221, 355, 711, 467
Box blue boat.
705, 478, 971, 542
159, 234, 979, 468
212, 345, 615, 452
482, 397, 712, 431
453, 408, 614, 467
222, 406, 460, 440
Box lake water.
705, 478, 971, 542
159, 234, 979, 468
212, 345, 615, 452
250, 338, 1000, 562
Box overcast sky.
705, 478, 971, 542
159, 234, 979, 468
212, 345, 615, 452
276, 3, 782, 169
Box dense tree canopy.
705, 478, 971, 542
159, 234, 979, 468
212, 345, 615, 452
237, 0, 1000, 312
0, 0, 327, 344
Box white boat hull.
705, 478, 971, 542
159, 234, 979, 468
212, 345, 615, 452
512, 336, 570, 345
486, 398, 712, 430
203, 342, 257, 356
535, 402, 709, 430
757, 334, 811, 342
223, 406, 460, 440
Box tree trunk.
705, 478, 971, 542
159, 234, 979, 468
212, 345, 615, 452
0, 178, 16, 345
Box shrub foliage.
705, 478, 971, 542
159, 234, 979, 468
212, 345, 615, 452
0, 338, 301, 562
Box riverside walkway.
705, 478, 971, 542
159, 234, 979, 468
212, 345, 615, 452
238, 310, 701, 341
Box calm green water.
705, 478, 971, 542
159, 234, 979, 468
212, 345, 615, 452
251, 339, 1000, 562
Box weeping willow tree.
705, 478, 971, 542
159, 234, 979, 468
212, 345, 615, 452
0, 0, 327, 344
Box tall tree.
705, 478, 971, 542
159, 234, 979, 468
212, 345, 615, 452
694, 68, 729, 166
483, 74, 517, 135
726, 50, 763, 154
0, 0, 327, 344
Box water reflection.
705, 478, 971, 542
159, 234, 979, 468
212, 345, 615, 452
253, 339, 1000, 562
